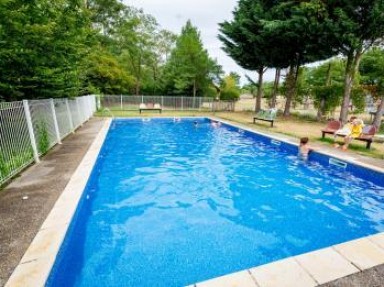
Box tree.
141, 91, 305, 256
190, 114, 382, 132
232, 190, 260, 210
305, 59, 345, 119
359, 48, 384, 129
220, 74, 241, 100
264, 0, 338, 116
219, 0, 270, 112
220, 0, 338, 115
163, 20, 220, 97
85, 0, 125, 36
0, 0, 92, 100
326, 0, 384, 123
86, 47, 135, 94
112, 7, 159, 95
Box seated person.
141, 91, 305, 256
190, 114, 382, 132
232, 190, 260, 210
334, 116, 356, 138
342, 118, 364, 150
334, 118, 364, 150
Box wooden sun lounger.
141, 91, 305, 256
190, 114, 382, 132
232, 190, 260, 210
139, 103, 162, 114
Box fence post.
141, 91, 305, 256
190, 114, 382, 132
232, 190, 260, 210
86, 96, 91, 119
89, 96, 94, 116
50, 99, 62, 144
120, 94, 123, 110
22, 100, 40, 163
65, 99, 74, 133
76, 97, 82, 126
161, 96, 164, 108
96, 95, 100, 111
181, 97, 184, 111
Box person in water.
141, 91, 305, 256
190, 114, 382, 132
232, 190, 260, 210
210, 120, 221, 127
298, 137, 310, 160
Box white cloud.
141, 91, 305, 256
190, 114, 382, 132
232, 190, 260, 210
124, 0, 276, 84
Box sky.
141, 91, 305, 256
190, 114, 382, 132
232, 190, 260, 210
125, 0, 277, 84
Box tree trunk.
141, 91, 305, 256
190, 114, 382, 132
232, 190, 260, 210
283, 64, 297, 116
255, 66, 264, 112
317, 63, 332, 121
316, 99, 325, 121
134, 56, 142, 96
152, 63, 158, 95
271, 68, 281, 108
373, 95, 384, 130
193, 79, 196, 98
135, 81, 140, 95
340, 48, 363, 124
325, 63, 332, 86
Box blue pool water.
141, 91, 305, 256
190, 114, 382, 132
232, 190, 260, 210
48, 118, 384, 287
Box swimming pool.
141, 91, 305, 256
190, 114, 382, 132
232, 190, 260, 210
47, 118, 384, 287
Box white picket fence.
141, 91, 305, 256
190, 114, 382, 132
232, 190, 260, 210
100, 95, 236, 112
0, 95, 96, 185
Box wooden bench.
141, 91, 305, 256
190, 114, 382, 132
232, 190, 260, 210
139, 103, 162, 114
253, 109, 277, 127
322, 123, 377, 149
321, 120, 342, 138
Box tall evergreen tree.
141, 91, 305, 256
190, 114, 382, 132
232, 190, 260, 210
163, 20, 220, 97
326, 0, 384, 123
219, 0, 270, 112
359, 48, 384, 129
263, 0, 337, 116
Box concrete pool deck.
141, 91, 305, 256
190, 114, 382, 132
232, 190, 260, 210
0, 118, 107, 286
1, 116, 384, 287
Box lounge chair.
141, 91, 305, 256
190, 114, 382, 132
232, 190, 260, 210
253, 108, 277, 127
139, 102, 162, 114
321, 120, 342, 138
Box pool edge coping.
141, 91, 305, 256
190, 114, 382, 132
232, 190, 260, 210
5, 116, 384, 287
4, 118, 112, 287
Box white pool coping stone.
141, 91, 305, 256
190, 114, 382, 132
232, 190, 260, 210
5, 119, 112, 287
6, 117, 384, 287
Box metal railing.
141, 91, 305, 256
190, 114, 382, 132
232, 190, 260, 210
0, 95, 96, 185
100, 95, 235, 112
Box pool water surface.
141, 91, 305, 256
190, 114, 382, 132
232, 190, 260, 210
47, 118, 384, 287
